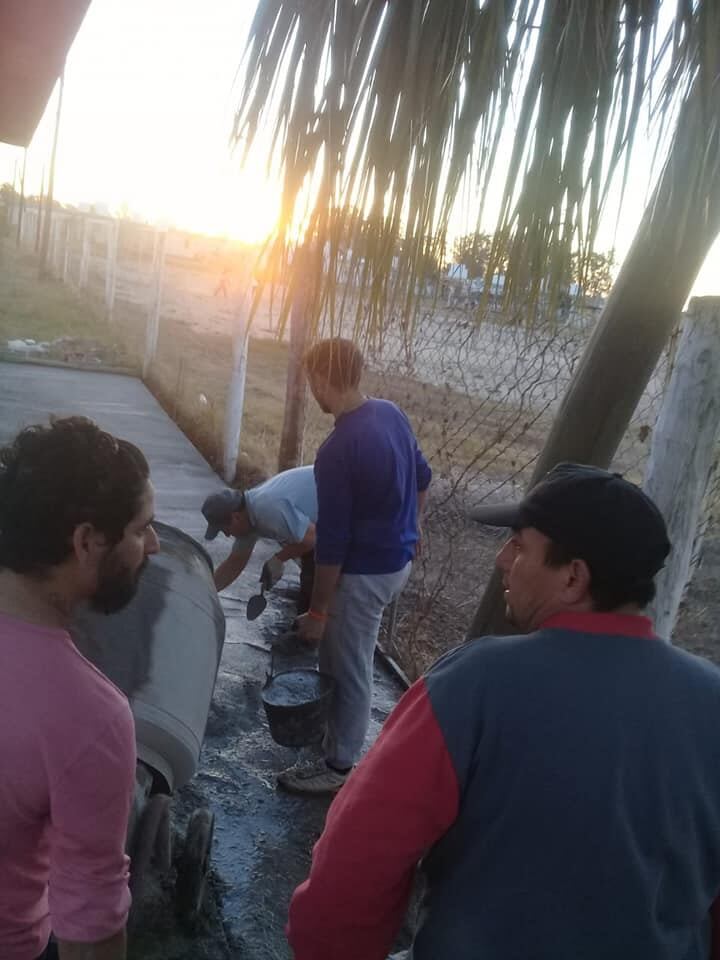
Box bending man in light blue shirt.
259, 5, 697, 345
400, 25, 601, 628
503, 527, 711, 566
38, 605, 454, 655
201, 466, 318, 609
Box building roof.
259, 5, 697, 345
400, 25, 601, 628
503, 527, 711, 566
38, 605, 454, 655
0, 0, 91, 147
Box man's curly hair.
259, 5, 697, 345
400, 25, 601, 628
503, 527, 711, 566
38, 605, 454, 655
0, 417, 150, 575
304, 338, 364, 391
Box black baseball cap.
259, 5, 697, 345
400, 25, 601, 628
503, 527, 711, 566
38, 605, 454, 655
201, 489, 245, 540
470, 463, 670, 581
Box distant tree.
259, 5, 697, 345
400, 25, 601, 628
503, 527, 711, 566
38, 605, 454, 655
570, 250, 615, 299
0, 182, 19, 201
452, 232, 493, 280
0, 183, 20, 237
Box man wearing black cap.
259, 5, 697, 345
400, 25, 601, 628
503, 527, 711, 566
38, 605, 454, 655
201, 465, 317, 605
286, 464, 720, 960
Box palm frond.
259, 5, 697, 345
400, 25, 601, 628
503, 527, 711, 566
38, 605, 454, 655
233, 0, 714, 334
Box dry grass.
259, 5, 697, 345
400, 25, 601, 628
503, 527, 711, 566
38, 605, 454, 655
124, 291, 546, 492
0, 241, 138, 368
0, 237, 544, 677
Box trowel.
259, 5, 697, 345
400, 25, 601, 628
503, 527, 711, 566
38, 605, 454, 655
246, 582, 267, 620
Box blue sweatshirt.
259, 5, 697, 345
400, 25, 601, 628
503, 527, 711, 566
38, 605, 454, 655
314, 398, 431, 574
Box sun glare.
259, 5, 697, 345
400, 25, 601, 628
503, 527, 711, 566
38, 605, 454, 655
0, 0, 717, 291
0, 0, 281, 246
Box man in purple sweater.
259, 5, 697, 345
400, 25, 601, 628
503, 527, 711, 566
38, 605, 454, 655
279, 338, 432, 795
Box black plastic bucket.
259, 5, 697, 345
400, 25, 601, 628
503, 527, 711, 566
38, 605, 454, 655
261, 668, 335, 748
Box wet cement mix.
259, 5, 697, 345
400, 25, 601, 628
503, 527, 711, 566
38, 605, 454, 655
128, 556, 408, 960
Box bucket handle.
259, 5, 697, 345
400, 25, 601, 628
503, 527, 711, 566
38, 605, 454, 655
265, 646, 277, 686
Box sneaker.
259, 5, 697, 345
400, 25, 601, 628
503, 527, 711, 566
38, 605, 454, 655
277, 757, 325, 778
277, 759, 349, 795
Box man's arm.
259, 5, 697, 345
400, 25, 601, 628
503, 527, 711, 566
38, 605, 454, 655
275, 522, 316, 562
287, 680, 459, 960
297, 451, 351, 640
415, 444, 432, 497
296, 560, 341, 641
58, 929, 126, 959
308, 561, 341, 614
214, 544, 254, 592
415, 485, 429, 556
49, 706, 135, 960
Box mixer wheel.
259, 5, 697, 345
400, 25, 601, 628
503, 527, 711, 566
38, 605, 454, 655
175, 807, 215, 926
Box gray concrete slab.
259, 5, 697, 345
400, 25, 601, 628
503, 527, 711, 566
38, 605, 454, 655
0, 361, 408, 959
0, 361, 222, 543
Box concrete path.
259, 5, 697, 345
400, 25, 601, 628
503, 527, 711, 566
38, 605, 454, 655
0, 361, 408, 959
0, 361, 222, 540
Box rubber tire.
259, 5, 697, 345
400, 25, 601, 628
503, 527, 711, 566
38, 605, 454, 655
175, 808, 215, 925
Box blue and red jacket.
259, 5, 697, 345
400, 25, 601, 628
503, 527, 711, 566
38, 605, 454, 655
288, 612, 720, 959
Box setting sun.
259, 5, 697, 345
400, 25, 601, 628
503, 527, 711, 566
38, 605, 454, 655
0, 0, 280, 245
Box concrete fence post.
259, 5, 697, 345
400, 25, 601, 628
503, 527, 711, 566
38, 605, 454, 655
222, 274, 253, 482
644, 297, 720, 638
62, 217, 72, 284
105, 219, 120, 320
79, 216, 90, 288
143, 231, 167, 378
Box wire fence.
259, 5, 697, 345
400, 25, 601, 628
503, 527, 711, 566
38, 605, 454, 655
344, 298, 678, 674
8, 203, 254, 469
5, 199, 711, 678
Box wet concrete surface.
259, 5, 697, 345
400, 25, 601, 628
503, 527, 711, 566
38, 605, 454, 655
0, 362, 224, 540
126, 565, 408, 960
0, 362, 407, 959
187, 580, 406, 960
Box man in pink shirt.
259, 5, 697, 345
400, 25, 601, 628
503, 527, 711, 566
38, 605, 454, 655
0, 417, 160, 960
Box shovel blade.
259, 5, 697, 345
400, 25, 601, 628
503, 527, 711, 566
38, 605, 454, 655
246, 593, 267, 621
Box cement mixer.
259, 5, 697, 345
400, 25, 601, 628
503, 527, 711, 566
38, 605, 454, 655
73, 521, 225, 923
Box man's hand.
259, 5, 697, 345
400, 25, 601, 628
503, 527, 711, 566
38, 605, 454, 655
299, 562, 340, 643
214, 545, 254, 593
260, 555, 285, 590
296, 611, 326, 644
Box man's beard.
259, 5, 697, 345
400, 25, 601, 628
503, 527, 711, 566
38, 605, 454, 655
89, 553, 148, 615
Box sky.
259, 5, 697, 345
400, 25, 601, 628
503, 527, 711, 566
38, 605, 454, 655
0, 0, 717, 293
0, 0, 278, 243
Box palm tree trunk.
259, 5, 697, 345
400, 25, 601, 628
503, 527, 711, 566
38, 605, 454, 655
278, 246, 312, 471
469, 74, 720, 638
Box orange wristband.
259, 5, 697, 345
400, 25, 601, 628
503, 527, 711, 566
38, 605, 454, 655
307, 608, 328, 623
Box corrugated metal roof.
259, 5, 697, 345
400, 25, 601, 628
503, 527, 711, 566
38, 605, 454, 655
0, 0, 91, 147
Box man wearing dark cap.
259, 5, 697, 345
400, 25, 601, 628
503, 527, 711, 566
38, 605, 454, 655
286, 463, 720, 960
201, 466, 317, 607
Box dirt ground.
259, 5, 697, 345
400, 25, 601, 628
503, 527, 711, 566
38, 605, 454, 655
2, 237, 718, 681
3, 237, 720, 960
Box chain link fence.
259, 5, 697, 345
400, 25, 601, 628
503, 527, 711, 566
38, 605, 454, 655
7, 203, 280, 477
347, 296, 679, 676
7, 199, 708, 678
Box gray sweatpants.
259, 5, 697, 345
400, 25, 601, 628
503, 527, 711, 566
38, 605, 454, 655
320, 563, 411, 769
